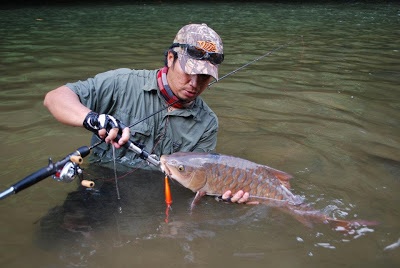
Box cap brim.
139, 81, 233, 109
178, 54, 218, 80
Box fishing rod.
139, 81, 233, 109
0, 136, 161, 200
0, 144, 95, 200
0, 38, 298, 200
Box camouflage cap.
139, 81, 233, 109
173, 23, 223, 80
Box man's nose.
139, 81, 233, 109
189, 75, 199, 88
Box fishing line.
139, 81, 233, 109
112, 146, 121, 201
0, 38, 302, 202
208, 37, 302, 87
100, 38, 302, 195
126, 37, 301, 130
127, 100, 179, 129
104, 38, 301, 174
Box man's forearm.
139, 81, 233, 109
44, 85, 90, 127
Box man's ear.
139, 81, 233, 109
167, 51, 174, 68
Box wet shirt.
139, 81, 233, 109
66, 68, 218, 170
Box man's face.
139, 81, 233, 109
166, 51, 213, 103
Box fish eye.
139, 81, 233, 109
178, 165, 185, 172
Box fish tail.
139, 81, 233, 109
288, 205, 379, 231
326, 218, 380, 232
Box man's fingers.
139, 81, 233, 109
219, 190, 252, 204
221, 190, 232, 200
118, 127, 131, 145
98, 129, 107, 139
237, 192, 250, 204
105, 127, 131, 149
105, 128, 119, 143
246, 201, 260, 205
230, 190, 244, 203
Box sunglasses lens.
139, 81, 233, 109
181, 44, 224, 65
186, 46, 207, 59
209, 53, 224, 64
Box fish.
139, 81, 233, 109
160, 152, 377, 230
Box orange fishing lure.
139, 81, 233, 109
164, 176, 172, 206
164, 176, 172, 223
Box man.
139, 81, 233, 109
44, 23, 248, 203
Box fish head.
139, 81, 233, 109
160, 152, 208, 192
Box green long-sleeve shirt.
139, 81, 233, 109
66, 68, 218, 170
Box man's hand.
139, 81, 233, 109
83, 111, 130, 148
219, 190, 259, 205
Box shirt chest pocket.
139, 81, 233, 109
130, 120, 153, 147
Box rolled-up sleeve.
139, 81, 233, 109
66, 68, 132, 114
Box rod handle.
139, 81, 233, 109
70, 155, 83, 164
81, 180, 95, 188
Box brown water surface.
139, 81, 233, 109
0, 2, 399, 268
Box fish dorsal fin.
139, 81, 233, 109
260, 165, 293, 189
275, 171, 293, 189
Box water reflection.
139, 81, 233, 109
32, 166, 378, 267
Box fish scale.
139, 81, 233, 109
207, 155, 293, 203
162, 152, 298, 204
160, 152, 378, 230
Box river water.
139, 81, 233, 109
0, 1, 399, 268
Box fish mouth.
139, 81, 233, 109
159, 156, 171, 176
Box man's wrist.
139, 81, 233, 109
83, 111, 100, 132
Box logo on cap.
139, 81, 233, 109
197, 41, 217, 53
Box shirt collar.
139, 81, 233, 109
143, 69, 202, 121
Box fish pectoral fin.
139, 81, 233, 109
190, 191, 206, 210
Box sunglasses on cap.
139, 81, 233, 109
170, 43, 224, 65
